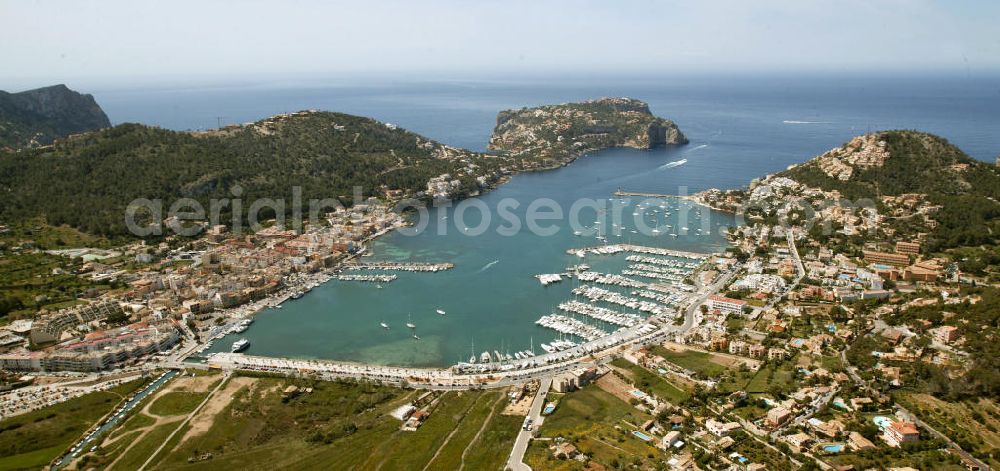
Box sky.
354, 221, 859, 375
2, 0, 999, 89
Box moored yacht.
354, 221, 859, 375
231, 338, 250, 353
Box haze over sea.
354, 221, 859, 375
94, 74, 1000, 367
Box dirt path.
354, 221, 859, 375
137, 373, 231, 471
459, 393, 505, 470
421, 393, 486, 471
175, 376, 256, 448
103, 414, 184, 470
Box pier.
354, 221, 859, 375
558, 300, 644, 327
612, 190, 688, 199
335, 274, 397, 283
567, 243, 712, 260
345, 262, 454, 272
571, 285, 672, 315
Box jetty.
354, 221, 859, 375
567, 243, 711, 260
612, 190, 686, 199
345, 262, 454, 272
335, 274, 398, 283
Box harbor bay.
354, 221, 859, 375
199, 145, 737, 367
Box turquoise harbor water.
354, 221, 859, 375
201, 145, 736, 366
101, 75, 1000, 367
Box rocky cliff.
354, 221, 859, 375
488, 97, 686, 168
0, 84, 111, 150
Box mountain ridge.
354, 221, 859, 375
0, 84, 111, 150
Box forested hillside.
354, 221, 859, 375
0, 111, 504, 235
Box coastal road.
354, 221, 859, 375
506, 377, 552, 471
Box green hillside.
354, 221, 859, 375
782, 130, 1000, 251
0, 111, 502, 235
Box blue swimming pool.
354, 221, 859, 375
822, 444, 844, 453
873, 416, 892, 429
632, 431, 652, 441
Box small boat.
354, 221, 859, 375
412, 334, 421, 340
380, 322, 389, 329
436, 309, 446, 315
376, 284, 383, 289
573, 231, 582, 236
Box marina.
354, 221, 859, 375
345, 261, 454, 272
334, 274, 398, 283
557, 300, 644, 327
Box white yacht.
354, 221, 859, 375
231, 338, 250, 352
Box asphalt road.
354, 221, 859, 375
506, 377, 553, 471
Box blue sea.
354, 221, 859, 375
91, 74, 1000, 366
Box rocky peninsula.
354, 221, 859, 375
488, 97, 687, 170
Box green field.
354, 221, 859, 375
0, 379, 146, 471
611, 358, 691, 405
649, 346, 729, 377
148, 391, 209, 417
745, 361, 797, 395
83, 376, 519, 470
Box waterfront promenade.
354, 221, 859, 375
176, 321, 663, 390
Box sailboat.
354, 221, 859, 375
406, 313, 416, 329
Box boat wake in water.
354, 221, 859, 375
477, 259, 500, 273
684, 143, 709, 153
783, 120, 832, 124
657, 158, 688, 170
